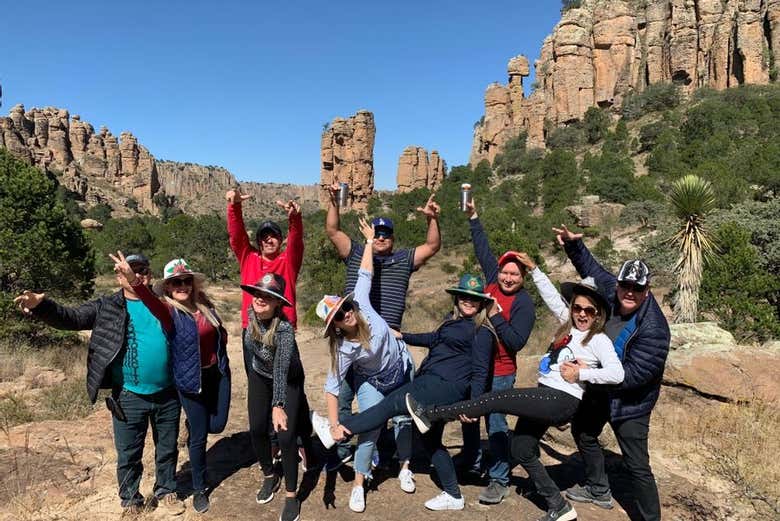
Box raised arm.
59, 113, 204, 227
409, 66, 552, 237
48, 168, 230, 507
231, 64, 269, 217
466, 201, 499, 283
19, 292, 99, 331
226, 189, 255, 264
413, 193, 441, 269
528, 266, 570, 324
325, 183, 352, 259
554, 225, 617, 296
111, 251, 174, 334
279, 200, 304, 275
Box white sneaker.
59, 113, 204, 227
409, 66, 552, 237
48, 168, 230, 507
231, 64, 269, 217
398, 468, 416, 493
349, 486, 366, 513
424, 491, 464, 511
311, 412, 335, 449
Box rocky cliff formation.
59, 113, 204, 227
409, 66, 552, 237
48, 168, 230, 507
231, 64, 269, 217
396, 146, 447, 193
0, 104, 318, 219
319, 110, 375, 211
471, 0, 780, 164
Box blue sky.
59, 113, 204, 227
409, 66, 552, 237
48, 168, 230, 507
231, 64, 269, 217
2, 1, 561, 189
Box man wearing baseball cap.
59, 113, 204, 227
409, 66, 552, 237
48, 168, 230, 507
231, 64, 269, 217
14, 253, 183, 516
226, 189, 303, 330
324, 184, 441, 473
554, 225, 670, 521
463, 199, 536, 505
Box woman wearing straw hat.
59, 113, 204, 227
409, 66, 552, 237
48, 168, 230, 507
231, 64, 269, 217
313, 217, 416, 513
111, 254, 231, 515
241, 272, 313, 521
311, 251, 496, 512
404, 257, 625, 521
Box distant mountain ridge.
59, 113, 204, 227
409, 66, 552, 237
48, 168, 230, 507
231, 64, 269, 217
0, 104, 319, 220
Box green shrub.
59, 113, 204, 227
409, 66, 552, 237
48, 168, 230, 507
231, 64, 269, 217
700, 222, 780, 342
583, 107, 610, 144
546, 123, 586, 151
583, 150, 637, 204
85, 203, 113, 223
622, 83, 680, 119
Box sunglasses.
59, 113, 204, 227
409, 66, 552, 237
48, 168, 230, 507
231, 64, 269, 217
618, 281, 648, 293
128, 266, 150, 276
572, 303, 598, 317
251, 291, 277, 301
374, 230, 393, 239
333, 301, 355, 322
168, 277, 193, 288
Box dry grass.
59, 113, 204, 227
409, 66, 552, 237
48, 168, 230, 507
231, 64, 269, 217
655, 390, 780, 517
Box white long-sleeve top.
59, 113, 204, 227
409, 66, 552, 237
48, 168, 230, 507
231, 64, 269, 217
530, 267, 625, 399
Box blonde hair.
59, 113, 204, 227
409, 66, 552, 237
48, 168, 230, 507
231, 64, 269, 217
163, 278, 220, 328
552, 293, 607, 346
248, 304, 285, 349
325, 307, 371, 373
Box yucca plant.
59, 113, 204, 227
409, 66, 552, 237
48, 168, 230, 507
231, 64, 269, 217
669, 175, 718, 323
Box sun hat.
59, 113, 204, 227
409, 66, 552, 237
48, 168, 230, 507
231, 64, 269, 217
162, 258, 205, 282
560, 276, 611, 319
240, 273, 292, 307
445, 274, 493, 301
617, 259, 651, 286
316, 293, 355, 337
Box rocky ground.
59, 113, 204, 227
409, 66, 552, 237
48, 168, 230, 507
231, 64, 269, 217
0, 258, 777, 521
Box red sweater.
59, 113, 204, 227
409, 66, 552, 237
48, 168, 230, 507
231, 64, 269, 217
227, 203, 303, 329
486, 281, 518, 377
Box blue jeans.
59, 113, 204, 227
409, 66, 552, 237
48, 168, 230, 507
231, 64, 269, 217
178, 365, 231, 492
341, 374, 469, 498
487, 374, 515, 485
113, 387, 180, 507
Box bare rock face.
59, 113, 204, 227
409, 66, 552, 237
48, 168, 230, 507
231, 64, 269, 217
665, 322, 780, 403
79, 218, 103, 229
470, 0, 780, 164
1, 105, 319, 220
320, 110, 375, 211
396, 146, 447, 193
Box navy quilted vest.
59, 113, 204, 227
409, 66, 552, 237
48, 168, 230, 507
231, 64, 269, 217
169, 308, 229, 394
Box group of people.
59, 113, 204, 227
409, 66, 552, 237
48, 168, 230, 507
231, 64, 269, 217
13, 183, 670, 521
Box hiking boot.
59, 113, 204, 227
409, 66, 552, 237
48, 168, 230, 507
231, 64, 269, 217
565, 484, 614, 509
405, 393, 432, 434
398, 468, 416, 493
311, 412, 336, 449
280, 497, 301, 521
192, 490, 209, 514
538, 500, 577, 521
478, 480, 510, 504
424, 491, 465, 511
349, 486, 365, 513
256, 473, 281, 504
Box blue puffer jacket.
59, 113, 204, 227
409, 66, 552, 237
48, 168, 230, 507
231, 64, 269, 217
169, 308, 230, 394
564, 239, 670, 422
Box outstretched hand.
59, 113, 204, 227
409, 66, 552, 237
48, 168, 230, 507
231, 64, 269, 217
108, 250, 137, 285
226, 188, 252, 205
14, 290, 45, 314
276, 199, 300, 217
358, 216, 375, 242
552, 224, 583, 245
416, 193, 440, 219
464, 199, 477, 218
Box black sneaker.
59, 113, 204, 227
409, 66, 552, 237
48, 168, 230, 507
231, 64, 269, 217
565, 484, 614, 509
538, 501, 577, 521
478, 480, 510, 504
405, 393, 432, 433
256, 473, 281, 504
193, 490, 210, 514
279, 497, 300, 521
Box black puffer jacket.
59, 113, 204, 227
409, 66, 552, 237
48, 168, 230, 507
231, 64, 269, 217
32, 291, 128, 403
564, 239, 671, 422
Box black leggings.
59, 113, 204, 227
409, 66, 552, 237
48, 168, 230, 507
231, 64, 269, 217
247, 368, 313, 493
426, 385, 580, 510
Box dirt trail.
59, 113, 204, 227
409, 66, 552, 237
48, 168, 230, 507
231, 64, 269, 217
0, 279, 727, 521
